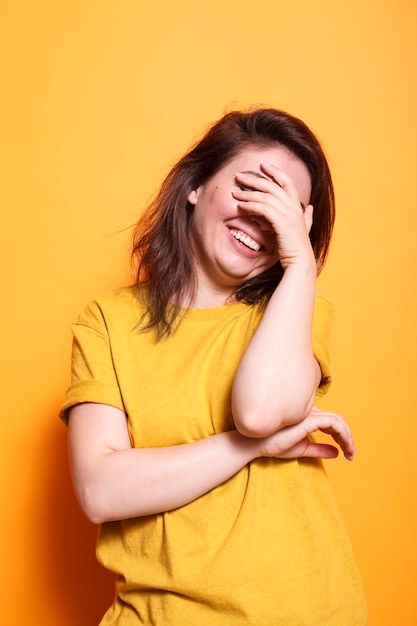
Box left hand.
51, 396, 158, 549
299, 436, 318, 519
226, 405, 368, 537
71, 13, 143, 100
258, 406, 356, 462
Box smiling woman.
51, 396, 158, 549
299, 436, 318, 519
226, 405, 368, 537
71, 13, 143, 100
131, 109, 336, 332
61, 108, 367, 625
187, 146, 312, 305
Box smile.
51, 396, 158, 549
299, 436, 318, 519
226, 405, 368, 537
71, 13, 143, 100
229, 228, 262, 252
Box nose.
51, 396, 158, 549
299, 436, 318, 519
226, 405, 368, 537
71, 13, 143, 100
249, 214, 273, 232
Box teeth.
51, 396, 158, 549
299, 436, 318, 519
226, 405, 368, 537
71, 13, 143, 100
229, 229, 261, 252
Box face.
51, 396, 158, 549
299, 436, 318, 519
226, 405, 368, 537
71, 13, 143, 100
187, 145, 312, 304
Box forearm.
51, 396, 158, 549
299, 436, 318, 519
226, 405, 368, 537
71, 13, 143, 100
232, 261, 320, 437
72, 429, 259, 524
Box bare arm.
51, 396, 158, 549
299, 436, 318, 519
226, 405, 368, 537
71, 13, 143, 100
231, 164, 321, 437
68, 403, 355, 524
68, 402, 261, 523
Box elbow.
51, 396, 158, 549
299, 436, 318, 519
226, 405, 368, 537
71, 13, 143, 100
83, 506, 107, 526
233, 406, 286, 438
235, 421, 277, 439
233, 397, 315, 438
76, 484, 110, 525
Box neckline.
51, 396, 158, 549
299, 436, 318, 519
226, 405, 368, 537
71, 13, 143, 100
179, 301, 249, 321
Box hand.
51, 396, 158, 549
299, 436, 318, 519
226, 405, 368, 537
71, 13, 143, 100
232, 163, 315, 270
257, 406, 356, 461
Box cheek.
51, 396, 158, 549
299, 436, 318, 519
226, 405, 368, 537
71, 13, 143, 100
191, 185, 235, 237
189, 204, 213, 239
194, 192, 223, 223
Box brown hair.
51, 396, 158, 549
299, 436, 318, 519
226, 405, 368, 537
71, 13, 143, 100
132, 107, 335, 338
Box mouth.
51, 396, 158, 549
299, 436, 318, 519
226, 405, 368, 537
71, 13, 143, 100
228, 228, 263, 252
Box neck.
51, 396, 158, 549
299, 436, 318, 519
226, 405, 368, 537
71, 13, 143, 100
180, 282, 235, 309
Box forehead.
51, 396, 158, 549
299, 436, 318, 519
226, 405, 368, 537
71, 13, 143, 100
217, 145, 312, 203
223, 145, 300, 170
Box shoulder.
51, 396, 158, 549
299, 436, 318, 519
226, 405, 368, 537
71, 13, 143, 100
75, 286, 144, 330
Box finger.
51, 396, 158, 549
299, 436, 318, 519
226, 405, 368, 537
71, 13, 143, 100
232, 188, 274, 205
234, 172, 288, 200
318, 428, 355, 461
302, 411, 356, 461
278, 439, 339, 460
234, 171, 273, 192
317, 423, 356, 460
231, 189, 307, 234
260, 162, 303, 206
234, 171, 298, 208
299, 441, 340, 459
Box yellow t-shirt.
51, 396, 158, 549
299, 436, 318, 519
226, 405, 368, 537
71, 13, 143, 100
61, 286, 367, 625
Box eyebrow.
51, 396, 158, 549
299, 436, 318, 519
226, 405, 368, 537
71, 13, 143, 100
240, 170, 306, 209
241, 170, 270, 180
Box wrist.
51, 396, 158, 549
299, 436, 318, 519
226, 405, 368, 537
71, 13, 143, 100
281, 253, 317, 279
228, 429, 262, 462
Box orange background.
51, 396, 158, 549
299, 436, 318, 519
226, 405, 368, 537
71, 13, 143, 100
1, 1, 416, 624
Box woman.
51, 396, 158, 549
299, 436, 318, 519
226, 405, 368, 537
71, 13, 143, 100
61, 108, 367, 624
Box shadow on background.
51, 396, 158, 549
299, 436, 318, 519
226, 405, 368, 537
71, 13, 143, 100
42, 414, 115, 625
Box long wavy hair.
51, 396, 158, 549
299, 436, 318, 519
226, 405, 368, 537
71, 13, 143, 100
132, 107, 335, 339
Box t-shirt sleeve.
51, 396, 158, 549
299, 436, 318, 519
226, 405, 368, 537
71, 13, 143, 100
312, 294, 333, 398
59, 300, 125, 424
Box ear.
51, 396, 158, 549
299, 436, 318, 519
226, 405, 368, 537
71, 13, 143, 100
187, 189, 198, 205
